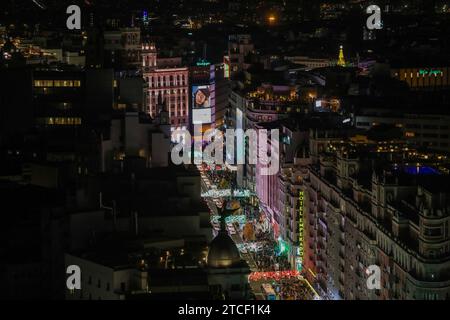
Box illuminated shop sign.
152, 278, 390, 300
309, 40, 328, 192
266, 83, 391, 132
196, 60, 210, 67
297, 190, 304, 271
419, 69, 443, 76
192, 85, 213, 124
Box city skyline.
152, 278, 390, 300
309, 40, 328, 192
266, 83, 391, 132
1, 0, 450, 307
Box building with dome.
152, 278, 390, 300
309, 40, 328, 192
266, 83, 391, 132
206, 214, 251, 299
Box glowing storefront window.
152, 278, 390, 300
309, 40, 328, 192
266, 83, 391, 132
43, 117, 82, 126
35, 80, 81, 87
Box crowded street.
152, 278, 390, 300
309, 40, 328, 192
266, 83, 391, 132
199, 164, 319, 300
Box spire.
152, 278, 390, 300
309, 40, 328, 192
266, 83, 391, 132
337, 45, 346, 67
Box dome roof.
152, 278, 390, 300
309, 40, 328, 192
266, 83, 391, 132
207, 231, 241, 268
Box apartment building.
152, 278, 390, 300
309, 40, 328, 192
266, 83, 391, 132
304, 131, 450, 300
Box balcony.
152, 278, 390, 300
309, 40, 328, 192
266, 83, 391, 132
362, 228, 376, 242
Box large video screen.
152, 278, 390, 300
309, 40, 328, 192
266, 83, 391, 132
192, 85, 213, 124
192, 108, 212, 124
193, 85, 211, 109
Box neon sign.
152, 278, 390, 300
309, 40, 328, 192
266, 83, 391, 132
196, 60, 210, 67
419, 69, 443, 76
297, 190, 304, 271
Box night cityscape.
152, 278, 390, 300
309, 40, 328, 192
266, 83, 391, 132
1, 0, 450, 306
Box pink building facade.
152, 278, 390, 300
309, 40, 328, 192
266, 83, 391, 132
141, 43, 189, 130
255, 126, 281, 238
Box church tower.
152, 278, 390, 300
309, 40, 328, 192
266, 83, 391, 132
141, 43, 157, 70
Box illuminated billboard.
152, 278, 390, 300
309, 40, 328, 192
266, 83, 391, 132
193, 85, 211, 109
192, 109, 212, 124
192, 85, 213, 124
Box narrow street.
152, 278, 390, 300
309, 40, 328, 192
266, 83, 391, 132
200, 164, 318, 300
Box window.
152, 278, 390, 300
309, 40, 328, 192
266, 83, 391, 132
424, 228, 441, 237
34, 80, 54, 87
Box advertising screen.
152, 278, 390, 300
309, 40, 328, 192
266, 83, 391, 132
193, 85, 211, 109
192, 85, 213, 124
192, 108, 212, 124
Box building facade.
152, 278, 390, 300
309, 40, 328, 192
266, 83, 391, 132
142, 43, 189, 131
304, 132, 450, 300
